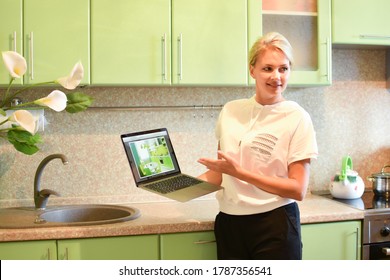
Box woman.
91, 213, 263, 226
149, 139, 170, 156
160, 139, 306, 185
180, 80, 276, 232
198, 32, 318, 260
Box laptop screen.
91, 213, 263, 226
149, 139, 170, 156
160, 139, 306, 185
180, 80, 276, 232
121, 128, 181, 184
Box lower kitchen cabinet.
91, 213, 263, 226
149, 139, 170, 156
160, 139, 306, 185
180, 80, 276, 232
302, 221, 361, 260
160, 221, 362, 260
57, 235, 159, 260
160, 231, 217, 260
0, 240, 57, 260
0, 235, 159, 260
0, 221, 361, 260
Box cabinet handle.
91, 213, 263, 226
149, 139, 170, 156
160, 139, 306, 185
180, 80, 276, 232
161, 33, 167, 81
193, 240, 216, 245
13, 31, 17, 52
29, 32, 34, 80
382, 247, 390, 256
355, 227, 360, 260
64, 247, 69, 260
47, 248, 51, 260
177, 33, 183, 80
325, 37, 331, 82
360, 34, 390, 40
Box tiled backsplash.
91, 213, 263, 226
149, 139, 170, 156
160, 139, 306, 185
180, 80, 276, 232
1, 49, 389, 207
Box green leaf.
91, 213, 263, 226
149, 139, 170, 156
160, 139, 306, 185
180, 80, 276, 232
0, 108, 6, 116
65, 92, 94, 113
7, 130, 42, 155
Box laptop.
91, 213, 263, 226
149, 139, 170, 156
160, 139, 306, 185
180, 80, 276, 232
120, 128, 222, 202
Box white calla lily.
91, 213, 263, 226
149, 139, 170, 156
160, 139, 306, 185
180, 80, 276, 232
2, 51, 27, 78
56, 62, 84, 90
9, 110, 36, 134
34, 90, 68, 112
0, 50, 92, 155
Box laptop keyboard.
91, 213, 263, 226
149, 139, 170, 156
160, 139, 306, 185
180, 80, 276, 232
144, 175, 202, 194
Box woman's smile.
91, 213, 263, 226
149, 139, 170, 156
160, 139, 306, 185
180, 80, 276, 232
250, 48, 291, 105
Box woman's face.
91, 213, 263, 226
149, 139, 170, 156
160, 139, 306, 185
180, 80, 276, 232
250, 48, 291, 105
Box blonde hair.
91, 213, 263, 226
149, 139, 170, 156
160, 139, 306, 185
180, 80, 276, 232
248, 32, 294, 67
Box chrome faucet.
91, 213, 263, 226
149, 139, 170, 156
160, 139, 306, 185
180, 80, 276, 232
34, 154, 68, 210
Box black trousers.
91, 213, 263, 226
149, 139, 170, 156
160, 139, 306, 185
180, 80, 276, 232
214, 202, 302, 260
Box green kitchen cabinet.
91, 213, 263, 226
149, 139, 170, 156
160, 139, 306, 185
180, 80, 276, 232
91, 0, 249, 86
160, 222, 361, 260
22, 0, 90, 85
0, 221, 361, 260
332, 0, 390, 46
253, 0, 332, 86
171, 0, 248, 86
0, 0, 23, 85
91, 0, 171, 85
57, 235, 159, 260
0, 234, 159, 260
160, 231, 217, 260
0, 240, 57, 260
302, 221, 361, 260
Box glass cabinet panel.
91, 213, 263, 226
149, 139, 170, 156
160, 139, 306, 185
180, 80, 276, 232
262, 8, 318, 71
250, 0, 331, 86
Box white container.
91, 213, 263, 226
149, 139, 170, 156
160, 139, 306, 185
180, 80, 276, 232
329, 156, 365, 199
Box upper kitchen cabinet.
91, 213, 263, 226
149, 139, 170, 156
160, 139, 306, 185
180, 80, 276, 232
332, 0, 390, 46
171, 0, 248, 85
23, 0, 90, 85
254, 0, 332, 86
0, 0, 22, 85
91, 0, 248, 86
91, 0, 171, 85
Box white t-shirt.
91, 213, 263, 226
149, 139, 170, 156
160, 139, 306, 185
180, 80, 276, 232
215, 95, 318, 215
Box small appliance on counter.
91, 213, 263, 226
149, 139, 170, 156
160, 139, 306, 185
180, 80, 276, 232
329, 156, 365, 199
367, 164, 390, 198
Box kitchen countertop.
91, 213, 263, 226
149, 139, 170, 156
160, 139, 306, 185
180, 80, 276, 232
0, 194, 364, 242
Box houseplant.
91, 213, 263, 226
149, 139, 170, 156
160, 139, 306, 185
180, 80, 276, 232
0, 51, 93, 155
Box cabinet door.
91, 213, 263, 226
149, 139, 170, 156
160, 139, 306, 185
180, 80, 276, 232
172, 0, 248, 85
0, 0, 22, 85
91, 0, 170, 85
255, 0, 331, 86
23, 0, 90, 84
160, 231, 217, 260
0, 240, 57, 260
332, 0, 390, 46
302, 221, 361, 260
57, 235, 159, 260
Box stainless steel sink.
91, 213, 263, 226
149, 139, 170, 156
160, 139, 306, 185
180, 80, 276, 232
0, 204, 141, 228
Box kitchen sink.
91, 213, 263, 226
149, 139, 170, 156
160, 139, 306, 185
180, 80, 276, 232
0, 204, 141, 228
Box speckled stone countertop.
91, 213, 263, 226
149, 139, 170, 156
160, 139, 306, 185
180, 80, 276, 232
0, 194, 363, 242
